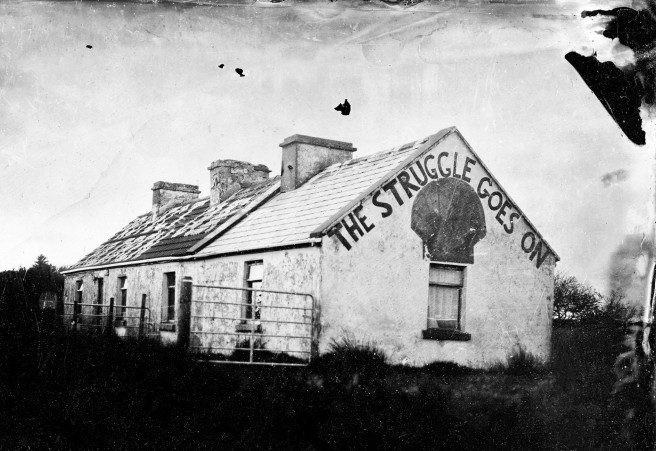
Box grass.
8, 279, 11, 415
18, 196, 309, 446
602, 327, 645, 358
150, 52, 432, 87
487, 345, 549, 376
0, 314, 640, 450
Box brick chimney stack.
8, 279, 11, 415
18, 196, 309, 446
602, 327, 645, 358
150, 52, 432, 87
278, 135, 356, 193
152, 182, 201, 218
208, 160, 271, 205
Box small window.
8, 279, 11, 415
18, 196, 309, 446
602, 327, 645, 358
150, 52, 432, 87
427, 265, 463, 330
96, 278, 104, 304
75, 280, 83, 315
117, 276, 127, 320
424, 265, 471, 341
95, 278, 104, 325
165, 273, 176, 322
242, 261, 263, 325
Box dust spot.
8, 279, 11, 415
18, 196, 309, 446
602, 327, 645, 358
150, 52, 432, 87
566, 3, 656, 146
334, 99, 350, 115
601, 169, 629, 187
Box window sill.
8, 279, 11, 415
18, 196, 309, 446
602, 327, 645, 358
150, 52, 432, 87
235, 323, 262, 333
422, 329, 471, 341
159, 323, 176, 332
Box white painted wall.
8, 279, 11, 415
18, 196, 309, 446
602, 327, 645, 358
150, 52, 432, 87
318, 132, 556, 367
64, 133, 555, 368
64, 247, 321, 358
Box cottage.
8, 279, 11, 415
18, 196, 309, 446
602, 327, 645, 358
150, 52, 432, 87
62, 127, 558, 367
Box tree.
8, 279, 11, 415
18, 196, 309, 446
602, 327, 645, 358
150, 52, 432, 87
553, 272, 602, 322
23, 254, 64, 311
0, 255, 64, 331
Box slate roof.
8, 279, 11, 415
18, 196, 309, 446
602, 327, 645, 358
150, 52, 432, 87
67, 126, 558, 272
69, 177, 279, 269
196, 135, 435, 256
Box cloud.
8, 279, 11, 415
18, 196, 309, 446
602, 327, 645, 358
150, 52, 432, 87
601, 168, 629, 187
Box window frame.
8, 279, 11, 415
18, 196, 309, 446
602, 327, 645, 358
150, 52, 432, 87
117, 276, 127, 322
165, 272, 176, 323
236, 260, 264, 333
423, 263, 471, 341
75, 280, 83, 316
94, 278, 104, 325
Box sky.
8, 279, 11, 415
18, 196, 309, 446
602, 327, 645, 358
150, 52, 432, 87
0, 0, 652, 295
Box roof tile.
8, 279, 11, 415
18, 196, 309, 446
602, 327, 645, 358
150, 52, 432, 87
70, 177, 278, 269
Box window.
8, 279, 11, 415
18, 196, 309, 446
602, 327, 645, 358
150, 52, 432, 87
423, 265, 471, 341
94, 278, 104, 325
245, 261, 263, 321
75, 280, 83, 316
117, 276, 127, 321
165, 273, 176, 322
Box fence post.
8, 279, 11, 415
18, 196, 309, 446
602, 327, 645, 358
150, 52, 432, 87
179, 277, 192, 350
249, 324, 255, 364
72, 299, 78, 333
309, 295, 318, 363
139, 294, 147, 339
106, 297, 114, 335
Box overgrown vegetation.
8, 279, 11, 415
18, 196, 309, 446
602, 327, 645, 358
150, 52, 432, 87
553, 271, 638, 324
0, 262, 645, 449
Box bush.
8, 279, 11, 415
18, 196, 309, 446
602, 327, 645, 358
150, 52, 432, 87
228, 337, 306, 364
553, 272, 602, 322
505, 346, 547, 375
596, 290, 640, 326
326, 336, 388, 366
554, 273, 639, 327
489, 345, 547, 376
310, 336, 389, 383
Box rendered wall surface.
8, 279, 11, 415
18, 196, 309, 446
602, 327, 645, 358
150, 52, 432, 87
64, 247, 321, 357
318, 132, 556, 367
63, 133, 555, 367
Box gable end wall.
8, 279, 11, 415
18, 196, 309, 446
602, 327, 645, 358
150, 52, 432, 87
318, 132, 556, 367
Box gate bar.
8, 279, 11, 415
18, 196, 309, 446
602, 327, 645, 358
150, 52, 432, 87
192, 300, 310, 311
190, 330, 312, 340
190, 345, 311, 354
194, 284, 315, 300
191, 316, 310, 326
190, 284, 316, 366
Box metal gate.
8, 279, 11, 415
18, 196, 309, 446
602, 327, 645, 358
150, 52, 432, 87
61, 299, 156, 338
190, 284, 315, 366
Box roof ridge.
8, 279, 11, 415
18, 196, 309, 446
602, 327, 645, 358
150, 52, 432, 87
315, 137, 426, 177
349, 139, 420, 165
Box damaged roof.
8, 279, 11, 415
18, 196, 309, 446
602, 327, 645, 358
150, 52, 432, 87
69, 178, 279, 270
66, 126, 558, 272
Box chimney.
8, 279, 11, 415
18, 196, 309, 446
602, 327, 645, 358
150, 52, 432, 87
278, 134, 356, 192
151, 182, 201, 218
208, 159, 271, 205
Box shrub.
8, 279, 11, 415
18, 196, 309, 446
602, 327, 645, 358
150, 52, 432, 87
225, 337, 306, 364
596, 290, 640, 326
505, 346, 547, 376
310, 336, 389, 382
489, 345, 547, 376
553, 272, 602, 322
326, 336, 388, 365
553, 273, 639, 328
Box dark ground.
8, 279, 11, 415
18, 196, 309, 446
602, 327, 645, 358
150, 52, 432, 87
0, 314, 635, 450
